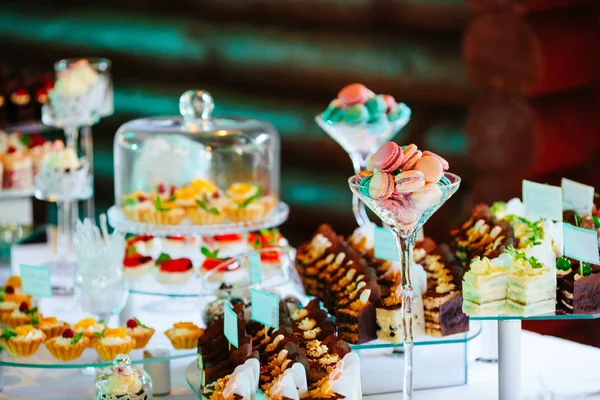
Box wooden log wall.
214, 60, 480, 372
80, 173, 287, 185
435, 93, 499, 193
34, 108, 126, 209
463, 0, 600, 207
0, 0, 475, 243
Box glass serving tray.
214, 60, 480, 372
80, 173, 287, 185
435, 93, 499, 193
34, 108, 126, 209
107, 202, 289, 236
0, 345, 195, 369
469, 311, 600, 321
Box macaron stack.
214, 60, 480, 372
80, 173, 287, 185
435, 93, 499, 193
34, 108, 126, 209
321, 83, 405, 133
356, 142, 449, 212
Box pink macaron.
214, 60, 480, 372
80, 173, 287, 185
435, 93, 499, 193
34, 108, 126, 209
399, 144, 422, 170
381, 95, 398, 114
411, 183, 443, 211
422, 151, 449, 171
414, 156, 443, 183
372, 142, 404, 173
368, 171, 395, 200
338, 83, 370, 106
394, 170, 426, 194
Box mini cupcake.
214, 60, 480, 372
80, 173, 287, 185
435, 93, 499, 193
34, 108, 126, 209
2, 302, 42, 328
121, 192, 153, 222
36, 316, 69, 339
143, 196, 185, 225
151, 253, 194, 285
92, 327, 136, 361
164, 322, 204, 349
124, 318, 155, 349
44, 328, 89, 361
73, 317, 107, 341
0, 325, 46, 357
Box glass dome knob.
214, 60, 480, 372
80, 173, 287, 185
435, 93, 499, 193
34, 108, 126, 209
179, 90, 214, 122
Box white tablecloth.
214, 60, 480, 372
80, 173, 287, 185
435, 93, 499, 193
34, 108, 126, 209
2, 244, 600, 400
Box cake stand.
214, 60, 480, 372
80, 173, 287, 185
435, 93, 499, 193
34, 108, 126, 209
470, 312, 600, 400
185, 321, 482, 398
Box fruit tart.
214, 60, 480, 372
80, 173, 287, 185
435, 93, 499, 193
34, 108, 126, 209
2, 302, 42, 328
121, 191, 153, 222
203, 233, 247, 255
188, 192, 227, 225
0, 292, 31, 316
0, 325, 46, 357
73, 317, 107, 341
151, 253, 194, 285
200, 247, 241, 282
92, 327, 136, 361
4, 275, 23, 294
123, 247, 154, 280
164, 322, 204, 349
224, 183, 273, 222
124, 318, 155, 349
126, 234, 159, 255
248, 229, 288, 267
35, 316, 69, 339
143, 196, 185, 225
162, 235, 187, 252
190, 178, 219, 197
45, 328, 89, 361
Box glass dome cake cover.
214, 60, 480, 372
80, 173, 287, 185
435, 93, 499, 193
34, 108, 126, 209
114, 90, 280, 228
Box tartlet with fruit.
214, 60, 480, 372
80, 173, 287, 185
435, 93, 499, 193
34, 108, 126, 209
200, 247, 240, 282
2, 302, 42, 328
188, 192, 227, 225
92, 328, 136, 361
0, 291, 32, 316
35, 316, 69, 339
126, 234, 159, 255
224, 183, 273, 222
123, 247, 154, 280
44, 328, 89, 361
0, 325, 46, 357
151, 253, 194, 285
144, 196, 185, 225
248, 229, 288, 266
202, 234, 247, 255
164, 322, 204, 349
121, 191, 153, 222
73, 318, 107, 341
4, 276, 23, 294
123, 318, 155, 349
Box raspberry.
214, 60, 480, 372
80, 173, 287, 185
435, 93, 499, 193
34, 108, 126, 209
157, 183, 166, 193
7, 146, 16, 154
62, 328, 75, 338
138, 195, 147, 202
5, 286, 14, 294
18, 302, 28, 312
126, 319, 138, 329
212, 191, 220, 199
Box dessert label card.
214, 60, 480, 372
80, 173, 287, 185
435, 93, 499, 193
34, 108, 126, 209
561, 178, 594, 216
20, 264, 52, 297
374, 226, 400, 262
249, 252, 262, 285
224, 303, 239, 348
251, 289, 279, 329
522, 180, 562, 221
563, 223, 600, 265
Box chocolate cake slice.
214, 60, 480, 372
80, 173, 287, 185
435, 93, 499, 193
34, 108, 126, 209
336, 283, 381, 344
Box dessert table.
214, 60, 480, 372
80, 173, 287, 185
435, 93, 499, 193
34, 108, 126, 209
2, 243, 600, 400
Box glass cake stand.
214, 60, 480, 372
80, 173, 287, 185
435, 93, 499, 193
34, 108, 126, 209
468, 312, 600, 400
107, 202, 290, 237
185, 321, 481, 398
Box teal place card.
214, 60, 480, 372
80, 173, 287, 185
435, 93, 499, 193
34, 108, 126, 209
563, 223, 600, 264
561, 178, 594, 216
223, 303, 239, 348
255, 391, 268, 400
19, 264, 52, 297
249, 252, 262, 285
522, 180, 562, 221
250, 289, 279, 328
374, 226, 400, 261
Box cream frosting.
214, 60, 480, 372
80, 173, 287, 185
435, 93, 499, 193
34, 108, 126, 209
0, 301, 18, 311
100, 336, 133, 346
14, 329, 44, 341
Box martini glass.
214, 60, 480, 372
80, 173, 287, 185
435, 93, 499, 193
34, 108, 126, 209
349, 172, 461, 400
316, 103, 411, 226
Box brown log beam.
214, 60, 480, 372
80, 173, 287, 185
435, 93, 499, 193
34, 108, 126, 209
465, 89, 600, 177
463, 10, 600, 96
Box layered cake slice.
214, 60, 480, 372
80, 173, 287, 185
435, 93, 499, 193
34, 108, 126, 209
556, 257, 600, 314
462, 256, 510, 315
506, 248, 556, 316
336, 285, 380, 344
376, 283, 425, 343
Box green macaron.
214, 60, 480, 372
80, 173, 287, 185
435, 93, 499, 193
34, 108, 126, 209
359, 175, 372, 198
365, 95, 387, 117
343, 104, 369, 125
322, 106, 344, 123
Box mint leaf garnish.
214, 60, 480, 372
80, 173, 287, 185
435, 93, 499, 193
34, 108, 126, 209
30, 316, 39, 325
123, 198, 138, 207
155, 253, 171, 265
134, 318, 148, 329
94, 330, 106, 339
239, 187, 263, 209
71, 332, 83, 345
24, 307, 38, 315
154, 196, 169, 212
201, 247, 224, 260
529, 256, 543, 269
1, 330, 17, 340
195, 199, 220, 216
127, 246, 137, 256
491, 201, 506, 215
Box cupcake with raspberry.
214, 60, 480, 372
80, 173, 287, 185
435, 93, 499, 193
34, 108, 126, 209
35, 316, 69, 339
2, 302, 41, 328
123, 318, 155, 349
151, 253, 194, 285
44, 328, 89, 361
73, 317, 107, 341
0, 325, 46, 357
122, 248, 154, 280
92, 327, 136, 361
164, 322, 204, 349
0, 292, 31, 316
